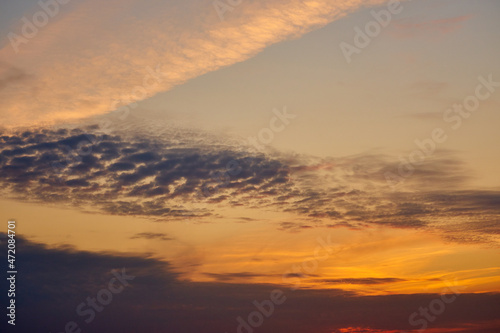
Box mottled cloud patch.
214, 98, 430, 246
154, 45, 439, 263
0, 125, 292, 220
0, 125, 499, 245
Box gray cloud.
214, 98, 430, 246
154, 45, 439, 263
320, 277, 406, 285
0, 63, 31, 91
130, 232, 174, 241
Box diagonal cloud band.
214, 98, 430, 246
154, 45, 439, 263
0, 0, 390, 127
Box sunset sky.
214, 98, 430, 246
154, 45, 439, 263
0, 0, 499, 332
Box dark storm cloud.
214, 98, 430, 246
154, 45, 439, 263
1, 236, 499, 333
0, 126, 499, 244
130, 232, 174, 241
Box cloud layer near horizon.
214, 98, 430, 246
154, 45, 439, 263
0, 0, 389, 128
1, 235, 499, 333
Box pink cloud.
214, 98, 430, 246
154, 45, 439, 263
390, 14, 474, 39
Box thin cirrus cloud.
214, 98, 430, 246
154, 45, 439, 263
0, 124, 499, 245
0, 0, 390, 128
389, 14, 474, 39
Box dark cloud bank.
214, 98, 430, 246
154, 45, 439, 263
1, 236, 499, 333
0, 126, 499, 244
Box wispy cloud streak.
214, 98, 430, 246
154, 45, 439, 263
0, 0, 389, 127
1, 124, 498, 245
